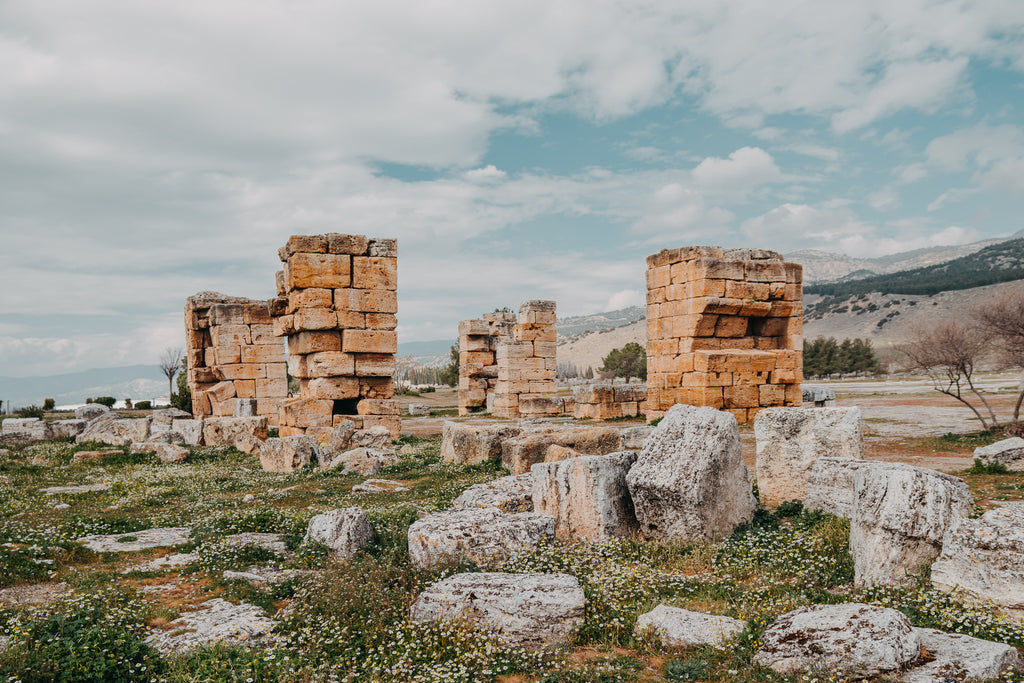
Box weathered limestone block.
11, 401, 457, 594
145, 598, 277, 654
801, 386, 836, 406
851, 461, 973, 585
409, 572, 585, 648
350, 426, 393, 449
322, 447, 398, 476
804, 457, 868, 518
50, 419, 86, 439
75, 404, 110, 420
753, 407, 863, 508
171, 419, 205, 446
931, 503, 1024, 609
407, 403, 430, 416
753, 604, 921, 677
619, 425, 653, 450
259, 436, 318, 473
451, 474, 534, 513
406, 508, 555, 569
151, 408, 192, 425
501, 424, 623, 475
202, 417, 268, 448
634, 605, 745, 648
440, 421, 522, 465
130, 442, 189, 464
233, 398, 258, 418
902, 628, 1019, 683
532, 452, 638, 540
75, 414, 138, 446
626, 404, 755, 541
974, 437, 1024, 470
303, 507, 374, 559
543, 444, 582, 462
326, 419, 356, 454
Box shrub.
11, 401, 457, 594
42, 398, 55, 411
93, 396, 116, 408
134, 400, 152, 410
967, 458, 1010, 475
16, 405, 44, 419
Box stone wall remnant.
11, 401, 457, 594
573, 383, 647, 420
458, 312, 515, 415
185, 292, 288, 422
493, 300, 564, 418
645, 246, 803, 424
271, 234, 400, 441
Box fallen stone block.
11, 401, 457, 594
626, 404, 755, 542
754, 603, 921, 677
40, 483, 110, 495
974, 437, 1024, 470
754, 407, 862, 508
501, 423, 623, 475
619, 425, 653, 450
410, 572, 585, 648
222, 567, 316, 587
145, 598, 277, 654
130, 442, 189, 464
303, 507, 374, 559
451, 474, 534, 513
931, 502, 1024, 610
851, 461, 972, 585
801, 386, 836, 406
532, 452, 638, 541
202, 417, 268, 448
350, 425, 392, 449
171, 419, 205, 446
804, 457, 869, 518
259, 436, 317, 472
151, 408, 191, 425
122, 553, 198, 574
440, 421, 522, 465
350, 479, 410, 494
72, 449, 122, 462
322, 447, 398, 476
634, 605, 744, 648
78, 527, 192, 553
75, 404, 110, 420
902, 627, 1019, 682
407, 508, 554, 569
50, 419, 87, 439
223, 533, 292, 557
408, 403, 431, 416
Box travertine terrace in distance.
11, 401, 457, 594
271, 234, 401, 441
185, 293, 288, 422
457, 312, 516, 415
645, 246, 803, 424
492, 301, 566, 419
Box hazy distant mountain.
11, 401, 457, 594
558, 306, 645, 340
0, 365, 166, 411
787, 230, 1024, 284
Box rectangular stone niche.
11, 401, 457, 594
270, 234, 401, 442
185, 293, 288, 423
645, 246, 803, 424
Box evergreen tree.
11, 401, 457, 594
600, 342, 647, 381
438, 344, 460, 386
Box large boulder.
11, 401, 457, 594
502, 424, 624, 475
753, 407, 862, 508
440, 421, 522, 465
804, 457, 869, 518
321, 447, 398, 476
753, 604, 921, 677
850, 461, 973, 585
259, 436, 318, 472
409, 572, 585, 648
634, 605, 744, 648
625, 404, 755, 542
903, 628, 1019, 682
202, 417, 268, 449
974, 437, 1024, 470
532, 451, 638, 540
303, 507, 374, 559
75, 404, 110, 420
451, 474, 534, 513
406, 508, 554, 569
931, 503, 1024, 609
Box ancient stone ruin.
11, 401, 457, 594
458, 300, 567, 419
645, 246, 803, 424
457, 311, 516, 415
270, 234, 401, 441
573, 383, 647, 419
185, 293, 288, 421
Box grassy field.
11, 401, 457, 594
0, 432, 1020, 681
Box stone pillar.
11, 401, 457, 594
185, 293, 288, 423
271, 234, 400, 442
645, 246, 802, 424
493, 300, 563, 418
458, 312, 516, 415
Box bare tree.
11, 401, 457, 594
973, 285, 1024, 422
160, 347, 183, 404
896, 319, 998, 430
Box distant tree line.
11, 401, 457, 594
803, 337, 881, 378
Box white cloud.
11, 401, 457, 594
926, 123, 1024, 194
606, 290, 643, 310
691, 147, 782, 193
867, 189, 901, 212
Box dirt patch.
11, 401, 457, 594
0, 581, 71, 607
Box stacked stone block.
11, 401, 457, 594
645, 246, 802, 424
271, 234, 400, 442
458, 312, 516, 415
185, 293, 288, 422
573, 384, 647, 420
492, 301, 566, 418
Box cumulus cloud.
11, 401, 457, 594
691, 147, 782, 193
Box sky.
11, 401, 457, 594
1, 0, 1023, 377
